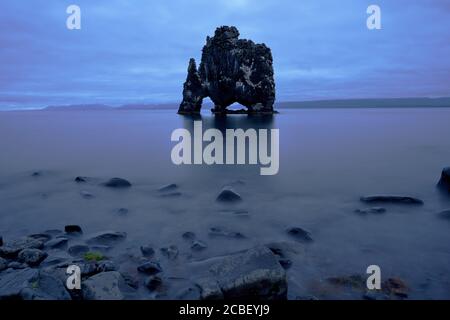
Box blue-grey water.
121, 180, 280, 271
0, 108, 449, 299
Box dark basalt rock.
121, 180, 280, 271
194, 246, 287, 300
216, 186, 242, 202
286, 227, 313, 243
182, 232, 196, 241
20, 271, 72, 300
160, 245, 179, 260
0, 257, 8, 272
144, 276, 163, 292
7, 261, 28, 269
140, 245, 155, 257
82, 271, 130, 300
178, 26, 276, 115
0, 237, 44, 259
158, 183, 178, 192
64, 225, 83, 234
116, 208, 129, 216
0, 268, 39, 299
102, 178, 132, 188
18, 249, 48, 267
137, 261, 162, 275
45, 238, 68, 250
31, 171, 42, 177
28, 233, 52, 243
437, 167, 450, 193
86, 231, 127, 246
278, 258, 292, 270
191, 240, 208, 252
360, 195, 424, 205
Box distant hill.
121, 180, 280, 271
117, 103, 178, 110
43, 104, 113, 111
40, 97, 450, 111
277, 97, 450, 109
43, 103, 179, 111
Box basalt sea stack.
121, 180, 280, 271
178, 26, 276, 115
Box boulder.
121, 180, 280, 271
82, 271, 128, 300
86, 231, 127, 246
102, 178, 132, 188
160, 245, 179, 260
437, 167, 450, 192
18, 249, 48, 267
39, 253, 71, 268
382, 278, 409, 299
0, 257, 8, 272
28, 233, 52, 243
191, 240, 208, 252
193, 246, 287, 300
64, 225, 83, 234
178, 26, 276, 114
0, 237, 44, 259
158, 183, 178, 192
144, 276, 163, 291
74, 176, 87, 183
286, 227, 313, 243
216, 187, 242, 202
97, 260, 117, 272
278, 259, 292, 269
20, 271, 71, 300
116, 208, 129, 216
45, 237, 68, 249
140, 245, 155, 257
8, 262, 28, 269
182, 232, 196, 241
0, 268, 38, 299
78, 260, 117, 277
360, 195, 424, 205
137, 261, 162, 275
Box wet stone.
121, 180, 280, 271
140, 245, 155, 257
64, 225, 83, 234
102, 178, 132, 188
160, 245, 179, 260
286, 227, 313, 243
18, 249, 48, 267
137, 261, 163, 275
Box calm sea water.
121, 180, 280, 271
0, 108, 449, 299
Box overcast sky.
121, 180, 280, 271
0, 0, 449, 109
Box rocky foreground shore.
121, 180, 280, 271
0, 167, 449, 300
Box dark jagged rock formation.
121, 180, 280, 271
437, 167, 450, 193
178, 26, 275, 114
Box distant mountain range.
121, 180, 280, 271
277, 97, 450, 109
41, 97, 450, 111
43, 103, 178, 111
